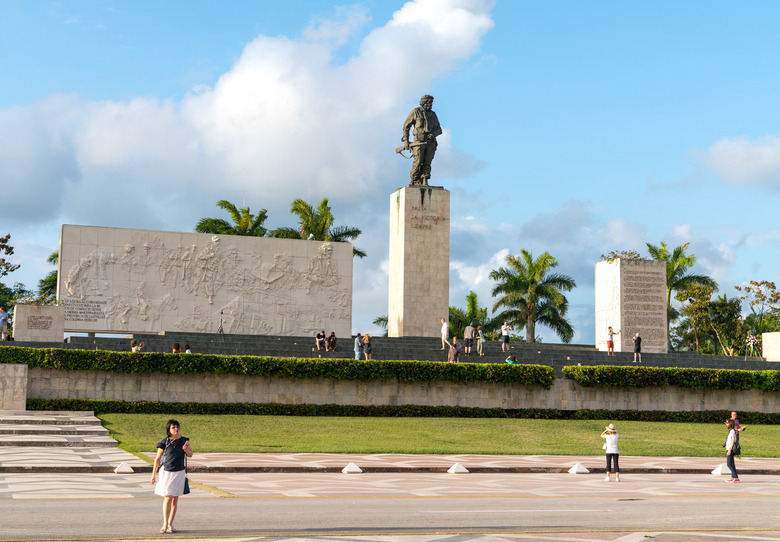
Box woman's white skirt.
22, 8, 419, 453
154, 467, 186, 497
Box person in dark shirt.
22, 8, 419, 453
150, 419, 193, 533
632, 333, 642, 362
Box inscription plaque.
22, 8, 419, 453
595, 259, 667, 354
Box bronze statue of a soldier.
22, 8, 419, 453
398, 94, 442, 186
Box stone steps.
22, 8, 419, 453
0, 411, 117, 448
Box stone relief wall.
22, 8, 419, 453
595, 259, 667, 354
57, 225, 353, 337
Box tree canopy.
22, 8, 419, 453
489, 249, 576, 343
196, 200, 269, 237
271, 198, 366, 258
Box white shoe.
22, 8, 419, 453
604, 476, 610, 481
615, 477, 620, 482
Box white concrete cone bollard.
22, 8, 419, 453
114, 462, 134, 474
342, 462, 363, 474
712, 463, 730, 475
447, 463, 469, 473
568, 462, 589, 474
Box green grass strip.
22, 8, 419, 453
98, 413, 780, 457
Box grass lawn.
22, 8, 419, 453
99, 414, 778, 457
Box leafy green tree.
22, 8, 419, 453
0, 234, 20, 278
196, 200, 269, 237
37, 251, 59, 303
0, 281, 33, 335
600, 249, 640, 262
708, 294, 747, 356
489, 249, 576, 343
271, 198, 366, 258
674, 284, 715, 353
449, 291, 497, 338
735, 280, 780, 335
646, 241, 719, 336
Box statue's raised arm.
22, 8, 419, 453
396, 95, 442, 186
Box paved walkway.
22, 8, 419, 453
3, 446, 779, 474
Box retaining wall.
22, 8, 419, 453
24, 367, 780, 413
0, 364, 28, 410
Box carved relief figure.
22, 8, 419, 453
399, 94, 442, 186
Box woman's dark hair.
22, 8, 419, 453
131, 340, 137, 347
166, 419, 180, 437
726, 419, 735, 431
172, 342, 181, 353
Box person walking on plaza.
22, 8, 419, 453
606, 326, 620, 356
501, 321, 513, 352
463, 321, 476, 356
0, 306, 8, 340
632, 332, 642, 362
600, 423, 620, 482
726, 411, 746, 433
354, 333, 363, 360
440, 317, 451, 350
476, 325, 485, 356
725, 419, 740, 482
151, 419, 193, 533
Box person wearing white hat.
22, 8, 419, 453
600, 423, 620, 481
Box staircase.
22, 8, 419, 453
0, 411, 117, 447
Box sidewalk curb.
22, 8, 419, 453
2, 466, 779, 475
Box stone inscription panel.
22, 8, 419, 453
620, 264, 667, 353
13, 304, 65, 342
57, 225, 353, 337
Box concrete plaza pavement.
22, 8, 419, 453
2, 447, 780, 540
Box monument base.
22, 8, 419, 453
388, 186, 450, 337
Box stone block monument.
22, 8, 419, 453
12, 304, 65, 342
57, 225, 353, 337
388, 187, 450, 337
762, 332, 780, 362
595, 258, 668, 353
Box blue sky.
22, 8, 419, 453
2, 0, 780, 343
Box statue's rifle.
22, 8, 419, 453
395, 140, 425, 159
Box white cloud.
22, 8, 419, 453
0, 0, 494, 233
702, 135, 780, 188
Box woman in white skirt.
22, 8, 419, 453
150, 419, 193, 533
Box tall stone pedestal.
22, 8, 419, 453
595, 258, 668, 353
388, 186, 449, 337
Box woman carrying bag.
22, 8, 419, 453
150, 419, 193, 533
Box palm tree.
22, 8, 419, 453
489, 250, 576, 343
646, 241, 719, 337
196, 200, 269, 237
272, 198, 366, 258
37, 251, 58, 302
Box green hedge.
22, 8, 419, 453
562, 365, 780, 392
0, 345, 555, 388
26, 398, 780, 424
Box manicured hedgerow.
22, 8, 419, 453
25, 398, 780, 423
0, 345, 555, 387
562, 364, 780, 392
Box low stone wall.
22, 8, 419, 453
0, 364, 28, 410
25, 367, 780, 413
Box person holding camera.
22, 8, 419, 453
600, 423, 620, 482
